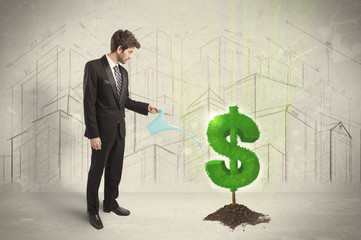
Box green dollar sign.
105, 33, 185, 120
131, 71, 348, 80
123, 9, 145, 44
206, 106, 260, 192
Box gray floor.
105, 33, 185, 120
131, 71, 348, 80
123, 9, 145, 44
0, 191, 360, 240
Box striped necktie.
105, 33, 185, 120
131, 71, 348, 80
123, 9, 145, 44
113, 65, 122, 99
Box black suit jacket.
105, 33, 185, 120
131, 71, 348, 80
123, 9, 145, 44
83, 55, 149, 142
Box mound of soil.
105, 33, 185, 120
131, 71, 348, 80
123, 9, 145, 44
204, 203, 270, 230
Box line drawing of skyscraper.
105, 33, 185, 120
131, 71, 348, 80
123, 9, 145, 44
2, 21, 360, 192
7, 24, 100, 189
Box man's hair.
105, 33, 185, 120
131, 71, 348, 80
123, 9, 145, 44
110, 29, 140, 52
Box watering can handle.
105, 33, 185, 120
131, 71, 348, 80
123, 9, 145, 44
149, 108, 162, 114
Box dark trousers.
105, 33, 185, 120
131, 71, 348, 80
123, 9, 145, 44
86, 132, 125, 214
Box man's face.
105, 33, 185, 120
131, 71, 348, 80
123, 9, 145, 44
117, 46, 135, 64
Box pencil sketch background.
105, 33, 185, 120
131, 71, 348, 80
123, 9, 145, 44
0, 0, 361, 192
0, 0, 361, 239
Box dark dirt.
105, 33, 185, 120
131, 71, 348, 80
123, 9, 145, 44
204, 203, 271, 230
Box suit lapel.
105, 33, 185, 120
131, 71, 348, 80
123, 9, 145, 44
118, 64, 128, 103
101, 55, 120, 107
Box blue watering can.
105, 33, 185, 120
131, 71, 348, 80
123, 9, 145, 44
147, 109, 203, 150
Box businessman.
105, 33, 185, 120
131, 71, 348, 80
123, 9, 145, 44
83, 29, 159, 229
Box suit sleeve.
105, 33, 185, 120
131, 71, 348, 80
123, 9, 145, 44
83, 62, 99, 139
124, 87, 149, 115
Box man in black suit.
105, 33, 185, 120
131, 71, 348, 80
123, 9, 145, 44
83, 29, 158, 229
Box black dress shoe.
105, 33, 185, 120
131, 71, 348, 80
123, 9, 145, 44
103, 206, 130, 216
88, 213, 103, 229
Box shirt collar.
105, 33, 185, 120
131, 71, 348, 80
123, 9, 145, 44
106, 54, 118, 69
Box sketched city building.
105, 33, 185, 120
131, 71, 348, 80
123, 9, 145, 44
1, 22, 360, 192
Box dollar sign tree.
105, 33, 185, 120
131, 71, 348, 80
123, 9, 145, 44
206, 106, 260, 205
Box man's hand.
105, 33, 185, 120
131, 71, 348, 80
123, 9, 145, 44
90, 137, 102, 150
148, 105, 159, 114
